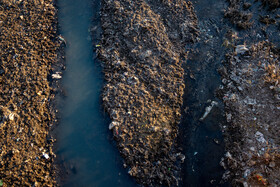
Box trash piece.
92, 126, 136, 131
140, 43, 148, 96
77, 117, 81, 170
58, 35, 66, 43
194, 152, 198, 156
0, 179, 3, 186
51, 72, 62, 79
235, 45, 249, 54
9, 113, 15, 121
109, 121, 120, 130
43, 153, 50, 159
199, 101, 218, 121
213, 138, 219, 144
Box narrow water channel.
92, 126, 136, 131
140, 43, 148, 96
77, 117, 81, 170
179, 0, 230, 186
55, 0, 136, 186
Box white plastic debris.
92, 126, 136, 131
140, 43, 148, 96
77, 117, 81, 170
52, 72, 62, 79
199, 101, 218, 121
9, 113, 15, 121
43, 153, 50, 159
109, 121, 120, 130
225, 152, 232, 159
235, 45, 249, 54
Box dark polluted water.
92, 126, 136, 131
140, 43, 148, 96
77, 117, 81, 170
179, 0, 230, 186
55, 0, 136, 186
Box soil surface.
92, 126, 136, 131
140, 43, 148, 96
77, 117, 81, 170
0, 0, 62, 186
98, 0, 198, 186
219, 42, 280, 186
219, 0, 280, 186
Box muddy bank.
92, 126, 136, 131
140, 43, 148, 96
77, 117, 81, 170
219, 41, 280, 186
0, 0, 61, 186
98, 0, 198, 185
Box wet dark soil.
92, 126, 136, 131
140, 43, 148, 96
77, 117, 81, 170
219, 41, 280, 186
98, 0, 198, 186
0, 0, 62, 186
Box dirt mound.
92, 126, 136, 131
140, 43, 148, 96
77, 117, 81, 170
0, 0, 61, 186
98, 0, 198, 185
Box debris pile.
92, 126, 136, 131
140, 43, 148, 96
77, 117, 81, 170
98, 0, 198, 185
0, 0, 60, 186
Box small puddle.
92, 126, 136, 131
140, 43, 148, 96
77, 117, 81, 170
54, 0, 136, 186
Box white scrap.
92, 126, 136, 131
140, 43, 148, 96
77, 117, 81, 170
109, 121, 120, 130
52, 72, 62, 79
199, 101, 218, 121
9, 113, 15, 121
43, 153, 50, 159
235, 45, 249, 54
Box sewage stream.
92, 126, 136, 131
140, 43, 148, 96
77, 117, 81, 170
179, 0, 229, 186
54, 0, 136, 186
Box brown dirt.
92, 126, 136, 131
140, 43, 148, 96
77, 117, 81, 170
219, 41, 280, 186
0, 0, 61, 186
98, 0, 198, 186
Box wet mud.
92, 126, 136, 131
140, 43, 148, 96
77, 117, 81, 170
0, 0, 62, 186
225, 0, 280, 29
219, 41, 280, 186
219, 0, 280, 186
98, 0, 198, 186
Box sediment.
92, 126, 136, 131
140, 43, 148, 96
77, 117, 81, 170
0, 0, 61, 186
98, 0, 198, 185
219, 41, 280, 186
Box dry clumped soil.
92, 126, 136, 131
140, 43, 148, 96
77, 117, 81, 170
98, 0, 198, 185
0, 0, 61, 186
219, 41, 280, 186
